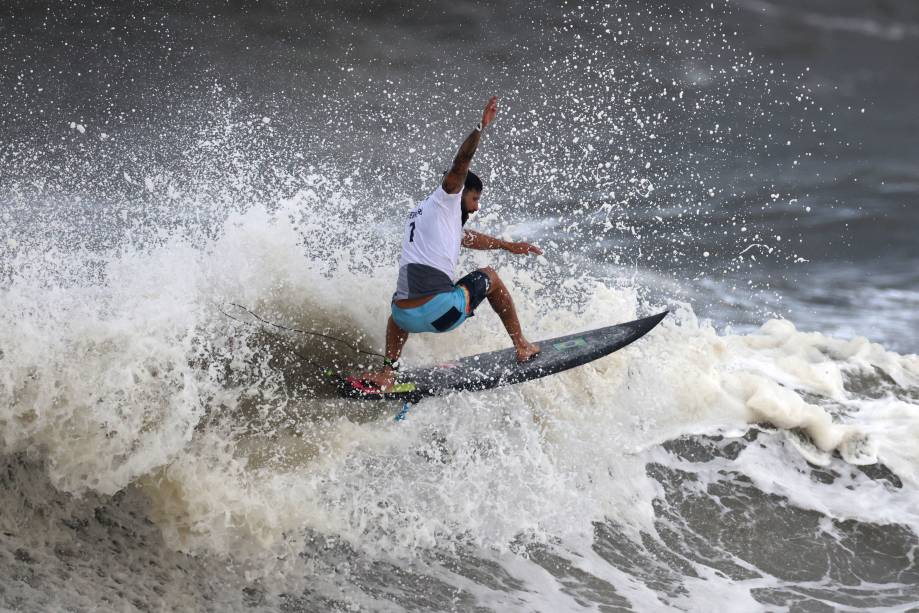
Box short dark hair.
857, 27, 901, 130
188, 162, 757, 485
464, 171, 483, 192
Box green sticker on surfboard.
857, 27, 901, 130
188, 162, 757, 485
553, 337, 587, 351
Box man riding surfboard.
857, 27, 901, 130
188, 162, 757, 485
361, 96, 542, 390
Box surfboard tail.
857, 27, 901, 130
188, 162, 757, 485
337, 375, 422, 402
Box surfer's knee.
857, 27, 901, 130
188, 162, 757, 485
478, 266, 502, 293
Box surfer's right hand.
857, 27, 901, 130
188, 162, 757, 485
481, 96, 498, 129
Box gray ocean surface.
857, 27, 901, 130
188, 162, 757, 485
1, 1, 918, 611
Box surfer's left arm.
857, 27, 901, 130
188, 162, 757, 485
462, 230, 543, 255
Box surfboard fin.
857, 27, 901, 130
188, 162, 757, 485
394, 402, 412, 421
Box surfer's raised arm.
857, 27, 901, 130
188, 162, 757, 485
442, 96, 498, 194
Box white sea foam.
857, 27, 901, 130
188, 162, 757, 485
3, 190, 917, 598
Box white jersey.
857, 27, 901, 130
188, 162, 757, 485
393, 185, 464, 300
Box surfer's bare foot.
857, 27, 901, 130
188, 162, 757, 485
515, 341, 540, 362
359, 370, 395, 390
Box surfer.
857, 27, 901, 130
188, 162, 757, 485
362, 96, 543, 390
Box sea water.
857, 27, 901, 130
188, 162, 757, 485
1, 1, 918, 610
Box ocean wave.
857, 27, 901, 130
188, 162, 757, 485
2, 191, 917, 569
734, 0, 919, 41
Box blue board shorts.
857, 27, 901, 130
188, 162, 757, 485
391, 270, 491, 334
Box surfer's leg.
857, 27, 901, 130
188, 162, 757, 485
385, 315, 409, 364
361, 316, 408, 389
479, 267, 540, 362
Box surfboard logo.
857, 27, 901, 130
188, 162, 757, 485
553, 338, 587, 351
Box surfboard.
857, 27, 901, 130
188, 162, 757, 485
337, 311, 668, 402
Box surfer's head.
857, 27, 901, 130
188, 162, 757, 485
461, 171, 483, 225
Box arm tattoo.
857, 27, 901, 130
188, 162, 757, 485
442, 129, 481, 194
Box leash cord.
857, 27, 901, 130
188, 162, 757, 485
225, 302, 385, 359
215, 303, 383, 375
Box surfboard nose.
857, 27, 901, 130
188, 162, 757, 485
632, 310, 669, 334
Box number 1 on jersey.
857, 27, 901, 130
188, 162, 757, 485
409, 221, 416, 242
